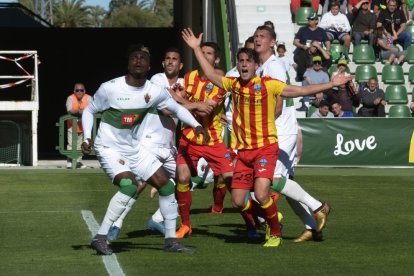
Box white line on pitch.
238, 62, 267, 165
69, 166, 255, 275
81, 210, 126, 276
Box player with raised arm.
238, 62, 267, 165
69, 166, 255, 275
182, 28, 351, 247
81, 43, 209, 255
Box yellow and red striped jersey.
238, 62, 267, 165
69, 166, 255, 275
221, 76, 286, 150
182, 70, 227, 145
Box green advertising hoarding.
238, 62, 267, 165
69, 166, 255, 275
297, 118, 414, 167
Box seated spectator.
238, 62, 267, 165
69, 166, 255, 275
293, 12, 332, 81
331, 101, 355, 117
323, 0, 348, 14
377, 0, 412, 50
311, 100, 335, 117
375, 25, 407, 65
357, 77, 386, 117
276, 43, 296, 73
372, 0, 409, 20
297, 56, 330, 111
349, 0, 376, 46
326, 66, 360, 112
319, 1, 352, 52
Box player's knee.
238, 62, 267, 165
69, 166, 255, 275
271, 177, 287, 192
158, 179, 176, 196
119, 178, 137, 197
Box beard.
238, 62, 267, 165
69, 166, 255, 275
129, 71, 147, 79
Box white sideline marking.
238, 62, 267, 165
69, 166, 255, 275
81, 210, 126, 276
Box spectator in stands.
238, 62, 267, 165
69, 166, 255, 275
357, 77, 386, 116
297, 56, 330, 111
276, 43, 296, 72
65, 82, 91, 169
311, 100, 335, 117
375, 25, 407, 64
350, 0, 376, 46
410, 101, 414, 116
319, 1, 352, 52
326, 63, 360, 112
293, 12, 331, 81
372, 0, 409, 20
377, 0, 412, 50
331, 101, 355, 117
323, 0, 348, 14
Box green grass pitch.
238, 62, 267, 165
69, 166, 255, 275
0, 168, 413, 275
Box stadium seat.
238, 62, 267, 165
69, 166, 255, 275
307, 105, 317, 117
381, 65, 405, 84
328, 64, 351, 76
409, 66, 414, 83
406, 45, 414, 64
388, 105, 412, 117
385, 85, 408, 104
295, 7, 316, 26
355, 65, 377, 83
352, 44, 376, 64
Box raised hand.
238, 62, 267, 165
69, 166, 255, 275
331, 73, 354, 87
182, 28, 203, 50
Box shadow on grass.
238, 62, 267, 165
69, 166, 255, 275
72, 241, 163, 254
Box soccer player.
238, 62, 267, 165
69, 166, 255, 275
174, 41, 234, 238
81, 43, 209, 255
182, 28, 351, 247
255, 25, 331, 242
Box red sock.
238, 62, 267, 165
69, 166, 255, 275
212, 183, 227, 211
176, 183, 192, 226
261, 198, 281, 236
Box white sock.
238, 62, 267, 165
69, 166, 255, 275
97, 191, 132, 236
152, 208, 164, 223
280, 179, 322, 211
286, 197, 316, 230
113, 198, 137, 228
159, 193, 178, 239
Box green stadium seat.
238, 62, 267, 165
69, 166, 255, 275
388, 105, 412, 117
409, 66, 414, 84
307, 105, 318, 117
381, 65, 405, 84
406, 45, 414, 64
385, 85, 408, 104
405, 25, 414, 43
328, 64, 351, 76
355, 65, 377, 83
352, 44, 376, 64
295, 7, 316, 26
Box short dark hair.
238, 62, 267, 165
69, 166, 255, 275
264, 20, 275, 30
319, 100, 330, 108
237, 47, 259, 64
200, 41, 221, 58
255, 25, 277, 40
164, 47, 182, 62
331, 101, 341, 106
126, 43, 150, 59
277, 44, 286, 51
244, 36, 254, 47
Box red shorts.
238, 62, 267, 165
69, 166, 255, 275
232, 143, 279, 190
177, 138, 235, 176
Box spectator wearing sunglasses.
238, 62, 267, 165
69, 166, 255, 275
65, 83, 91, 169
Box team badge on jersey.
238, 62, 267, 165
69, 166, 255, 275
254, 84, 262, 94
205, 84, 213, 93
118, 159, 125, 165
259, 158, 268, 167
144, 93, 151, 103
225, 153, 233, 162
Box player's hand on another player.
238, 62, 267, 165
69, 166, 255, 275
195, 125, 210, 144
182, 28, 203, 49
81, 138, 93, 155
331, 73, 353, 87
196, 102, 214, 114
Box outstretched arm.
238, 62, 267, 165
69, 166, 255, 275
281, 73, 353, 98
181, 28, 224, 89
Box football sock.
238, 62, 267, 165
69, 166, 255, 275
273, 178, 322, 211
240, 197, 256, 230
113, 197, 137, 228
261, 197, 281, 236
151, 208, 164, 223
97, 191, 133, 236
159, 179, 178, 239
175, 181, 192, 226
212, 182, 227, 211
286, 197, 316, 230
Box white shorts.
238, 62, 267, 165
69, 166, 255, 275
273, 134, 297, 178
95, 143, 163, 183
197, 157, 214, 183
145, 145, 177, 179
